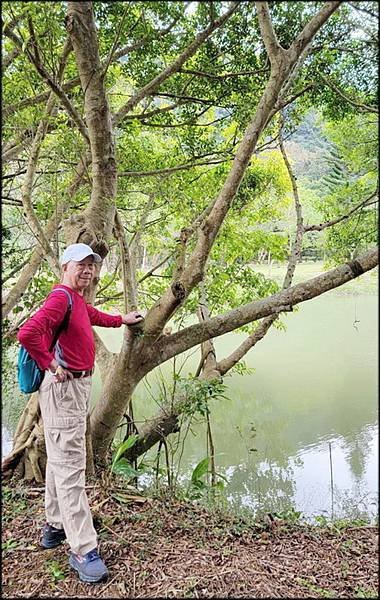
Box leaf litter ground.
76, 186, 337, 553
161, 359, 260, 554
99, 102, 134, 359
2, 481, 378, 598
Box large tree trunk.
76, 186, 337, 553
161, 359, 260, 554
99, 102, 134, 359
2, 1, 117, 482
88, 0, 343, 463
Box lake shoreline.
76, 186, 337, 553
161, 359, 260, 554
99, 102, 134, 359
2, 480, 378, 598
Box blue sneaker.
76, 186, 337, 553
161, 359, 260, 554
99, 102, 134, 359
41, 523, 66, 549
69, 548, 108, 583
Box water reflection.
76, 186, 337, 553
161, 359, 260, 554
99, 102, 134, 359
225, 460, 298, 515
170, 424, 378, 522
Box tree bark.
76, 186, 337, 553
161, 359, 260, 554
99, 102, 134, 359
65, 2, 117, 256
1, 394, 45, 482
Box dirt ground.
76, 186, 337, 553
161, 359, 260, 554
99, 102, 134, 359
2, 481, 378, 598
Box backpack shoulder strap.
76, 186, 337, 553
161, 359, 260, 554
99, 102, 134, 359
48, 288, 73, 351
49, 287, 73, 309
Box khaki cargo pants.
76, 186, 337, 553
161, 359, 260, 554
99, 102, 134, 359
38, 370, 97, 555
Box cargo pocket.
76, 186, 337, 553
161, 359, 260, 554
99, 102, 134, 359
47, 422, 86, 463
56, 379, 88, 415
56, 381, 80, 416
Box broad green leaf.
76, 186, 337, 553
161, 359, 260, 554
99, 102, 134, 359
112, 457, 139, 479
191, 457, 209, 483
111, 434, 139, 471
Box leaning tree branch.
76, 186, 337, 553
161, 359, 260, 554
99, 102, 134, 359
149, 247, 378, 372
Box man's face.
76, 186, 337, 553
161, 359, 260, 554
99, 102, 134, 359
63, 257, 95, 291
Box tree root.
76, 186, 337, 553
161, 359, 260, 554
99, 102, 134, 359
2, 393, 47, 482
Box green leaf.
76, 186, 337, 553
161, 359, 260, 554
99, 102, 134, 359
111, 434, 139, 471
112, 457, 139, 479
191, 457, 209, 484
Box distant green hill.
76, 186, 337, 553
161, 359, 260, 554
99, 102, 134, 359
284, 110, 345, 191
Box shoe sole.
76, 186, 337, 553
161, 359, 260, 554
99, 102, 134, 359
40, 539, 66, 549
69, 560, 108, 584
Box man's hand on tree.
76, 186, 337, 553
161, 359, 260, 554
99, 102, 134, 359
122, 311, 145, 326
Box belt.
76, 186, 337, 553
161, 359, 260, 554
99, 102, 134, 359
69, 369, 93, 379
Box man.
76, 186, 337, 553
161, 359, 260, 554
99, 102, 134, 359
17, 243, 144, 583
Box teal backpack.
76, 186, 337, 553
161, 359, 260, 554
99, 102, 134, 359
17, 288, 72, 394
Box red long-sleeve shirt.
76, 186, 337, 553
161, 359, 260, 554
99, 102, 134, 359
17, 284, 122, 371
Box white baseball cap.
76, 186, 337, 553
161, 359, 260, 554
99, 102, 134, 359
60, 243, 102, 266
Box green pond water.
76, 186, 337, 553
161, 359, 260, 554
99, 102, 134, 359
2, 263, 378, 521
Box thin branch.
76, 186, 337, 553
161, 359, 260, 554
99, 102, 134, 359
120, 100, 188, 123
3, 13, 182, 118
138, 252, 176, 284
178, 67, 269, 79
145, 92, 224, 107
113, 2, 239, 126
118, 158, 230, 178
113, 210, 137, 312
217, 117, 305, 374
319, 73, 378, 114
274, 83, 315, 112
1, 254, 33, 284
304, 191, 378, 232
102, 3, 131, 77
2, 46, 20, 71
141, 115, 229, 129
7, 41, 74, 283
347, 2, 378, 19
4, 25, 89, 144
